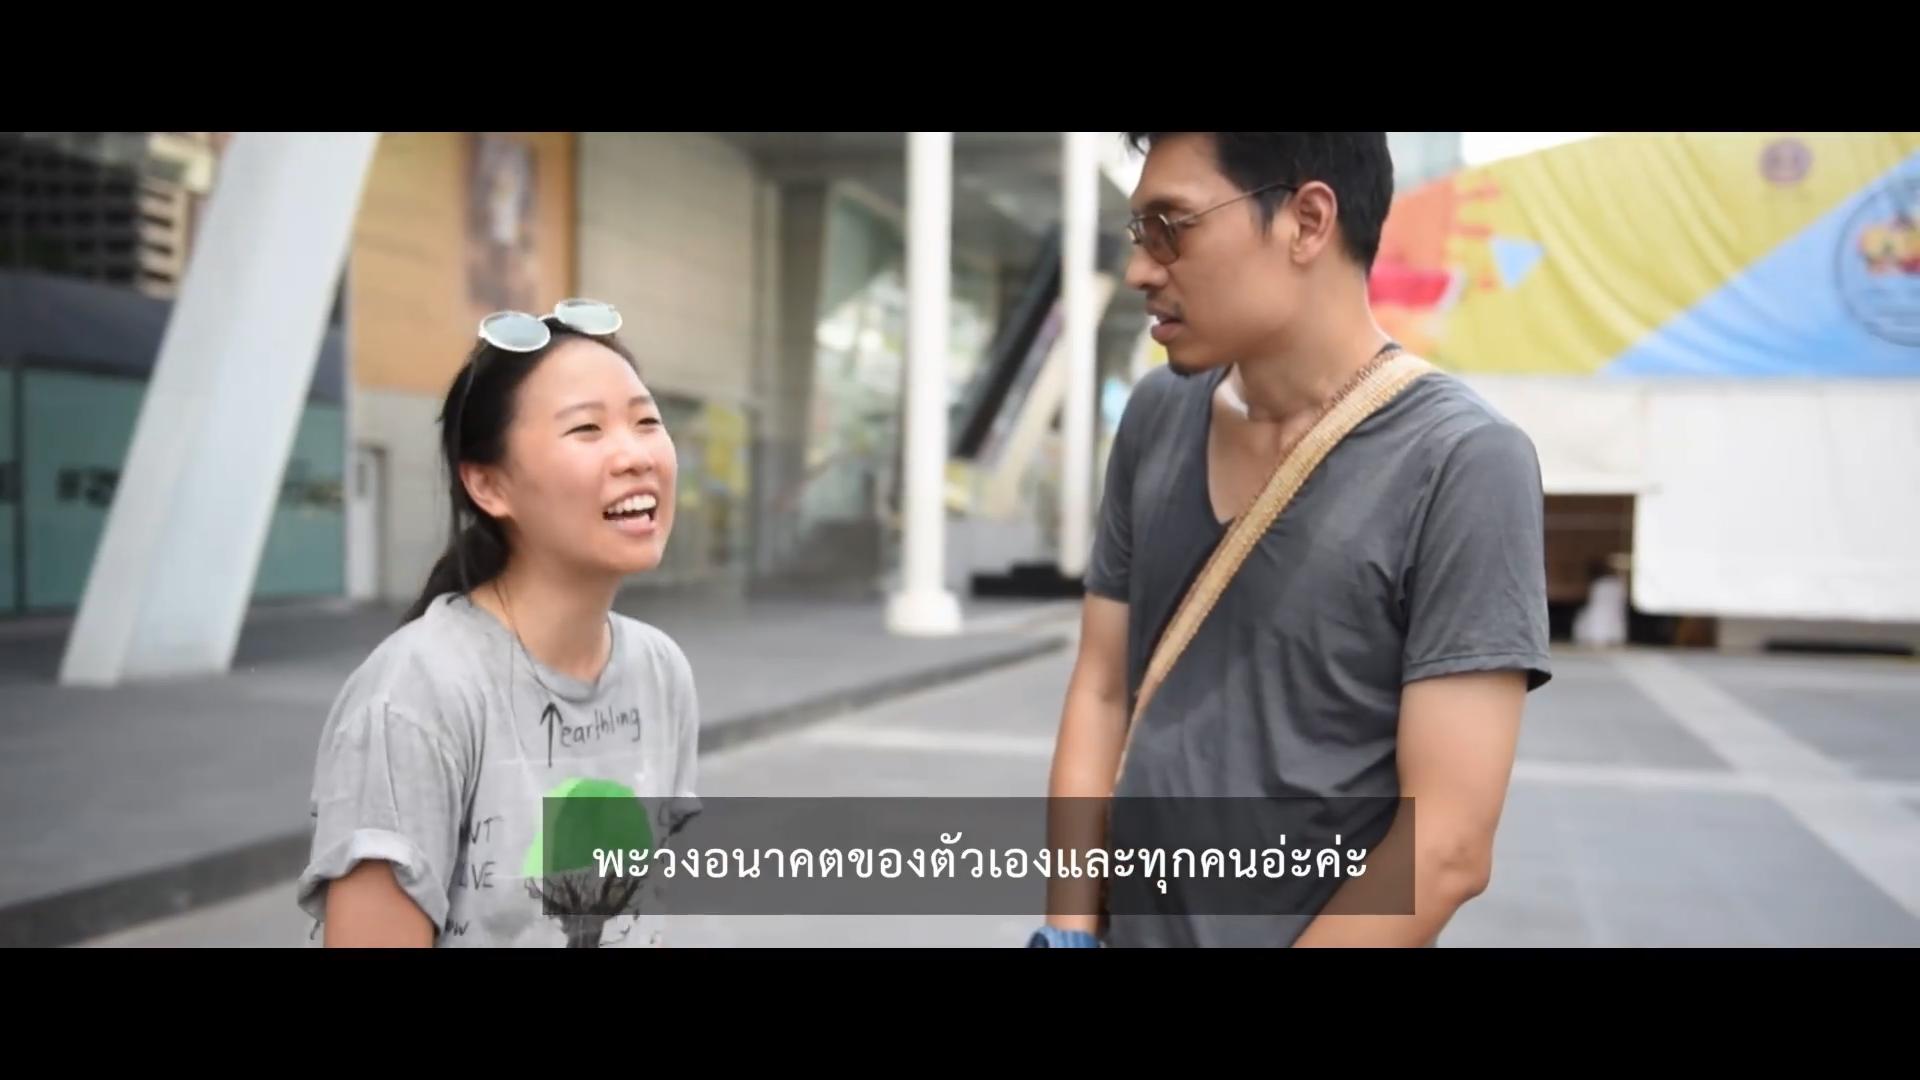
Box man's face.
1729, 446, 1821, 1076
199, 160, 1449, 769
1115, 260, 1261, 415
1124, 134, 1300, 376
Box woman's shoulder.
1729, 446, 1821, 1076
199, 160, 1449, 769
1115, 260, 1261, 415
610, 613, 693, 680
609, 613, 698, 714
325, 593, 500, 737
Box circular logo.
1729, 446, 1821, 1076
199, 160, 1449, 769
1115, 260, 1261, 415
1760, 138, 1812, 186
1835, 171, 1920, 347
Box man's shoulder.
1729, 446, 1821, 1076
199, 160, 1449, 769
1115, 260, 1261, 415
1109, 364, 1214, 469
1121, 363, 1208, 427
1391, 369, 1540, 468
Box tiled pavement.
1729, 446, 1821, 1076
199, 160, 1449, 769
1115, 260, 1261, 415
79, 642, 1920, 947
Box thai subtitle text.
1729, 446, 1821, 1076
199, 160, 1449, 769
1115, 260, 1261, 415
590, 832, 1370, 894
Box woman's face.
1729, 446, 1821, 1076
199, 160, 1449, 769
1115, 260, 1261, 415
467, 338, 677, 579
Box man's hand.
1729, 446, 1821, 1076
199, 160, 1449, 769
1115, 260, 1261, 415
1292, 668, 1526, 947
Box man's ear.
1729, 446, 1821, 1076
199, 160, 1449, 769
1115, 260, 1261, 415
1289, 181, 1339, 264
460, 461, 512, 521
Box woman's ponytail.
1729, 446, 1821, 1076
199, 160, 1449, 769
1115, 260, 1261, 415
398, 336, 526, 626
401, 509, 508, 624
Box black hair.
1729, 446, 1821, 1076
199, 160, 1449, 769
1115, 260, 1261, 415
401, 320, 640, 624
1124, 132, 1395, 271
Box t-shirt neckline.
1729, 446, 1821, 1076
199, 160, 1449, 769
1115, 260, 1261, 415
442, 592, 618, 704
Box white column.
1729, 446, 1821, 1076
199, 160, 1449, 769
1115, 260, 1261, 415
1059, 131, 1100, 579
60, 132, 379, 686
887, 132, 962, 637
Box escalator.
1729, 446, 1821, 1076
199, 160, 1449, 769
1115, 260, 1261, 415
945, 228, 1120, 598
951, 227, 1061, 464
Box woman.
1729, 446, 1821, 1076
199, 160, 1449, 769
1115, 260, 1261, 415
297, 300, 700, 948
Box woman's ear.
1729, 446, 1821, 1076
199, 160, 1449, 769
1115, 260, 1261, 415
460, 461, 513, 521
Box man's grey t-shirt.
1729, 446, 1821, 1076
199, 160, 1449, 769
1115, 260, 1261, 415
296, 592, 700, 948
1085, 362, 1552, 948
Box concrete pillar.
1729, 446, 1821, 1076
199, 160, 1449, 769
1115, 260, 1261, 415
1059, 131, 1100, 579
761, 180, 828, 581
59, 132, 378, 686
886, 132, 962, 637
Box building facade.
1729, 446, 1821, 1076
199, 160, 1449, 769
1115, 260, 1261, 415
0, 131, 348, 615
2, 131, 1146, 620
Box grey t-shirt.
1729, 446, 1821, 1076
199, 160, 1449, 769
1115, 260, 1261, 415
1086, 362, 1552, 948
296, 592, 700, 948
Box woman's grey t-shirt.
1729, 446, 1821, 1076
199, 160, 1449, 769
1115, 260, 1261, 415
296, 592, 700, 948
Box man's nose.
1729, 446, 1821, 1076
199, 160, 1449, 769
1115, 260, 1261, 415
1123, 243, 1166, 293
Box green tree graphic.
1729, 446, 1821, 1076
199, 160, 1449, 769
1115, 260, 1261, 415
523, 778, 657, 948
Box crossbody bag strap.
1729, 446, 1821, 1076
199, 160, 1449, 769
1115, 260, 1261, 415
1113, 350, 1436, 786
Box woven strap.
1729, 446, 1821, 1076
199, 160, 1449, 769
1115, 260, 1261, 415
1114, 351, 1436, 785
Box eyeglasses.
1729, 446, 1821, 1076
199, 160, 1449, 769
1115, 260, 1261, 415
477, 298, 623, 352
1127, 181, 1297, 266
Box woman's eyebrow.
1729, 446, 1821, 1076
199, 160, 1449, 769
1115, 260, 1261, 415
555, 394, 653, 420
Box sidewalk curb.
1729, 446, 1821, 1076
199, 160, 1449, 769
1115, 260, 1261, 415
699, 633, 1067, 756
4, 629, 1071, 948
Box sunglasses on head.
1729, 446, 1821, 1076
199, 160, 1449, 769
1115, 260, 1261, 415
477, 298, 623, 352
453, 298, 625, 457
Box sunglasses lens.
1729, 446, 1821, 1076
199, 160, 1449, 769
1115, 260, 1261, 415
480, 312, 550, 351
554, 298, 622, 335
1145, 219, 1176, 264
1129, 218, 1176, 265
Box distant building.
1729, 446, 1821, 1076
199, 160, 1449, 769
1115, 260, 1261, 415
0, 132, 218, 299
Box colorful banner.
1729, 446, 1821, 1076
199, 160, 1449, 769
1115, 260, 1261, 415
1370, 132, 1920, 376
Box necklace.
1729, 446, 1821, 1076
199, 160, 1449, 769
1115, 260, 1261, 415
493, 581, 613, 687
1314, 341, 1403, 421
1222, 340, 1401, 422
1218, 341, 1404, 523
491, 581, 614, 768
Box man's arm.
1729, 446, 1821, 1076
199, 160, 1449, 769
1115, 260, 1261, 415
1291, 668, 1526, 947
1292, 418, 1550, 947
1042, 594, 1132, 933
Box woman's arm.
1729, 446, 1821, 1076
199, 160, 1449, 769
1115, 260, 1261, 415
323, 859, 437, 947
299, 699, 464, 946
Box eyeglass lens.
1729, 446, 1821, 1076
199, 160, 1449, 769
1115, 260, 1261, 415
1132, 215, 1178, 265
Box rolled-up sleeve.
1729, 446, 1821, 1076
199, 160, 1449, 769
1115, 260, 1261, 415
297, 701, 465, 931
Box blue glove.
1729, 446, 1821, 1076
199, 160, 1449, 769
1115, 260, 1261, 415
1027, 926, 1101, 947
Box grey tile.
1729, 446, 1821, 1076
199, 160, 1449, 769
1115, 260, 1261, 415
1707, 680, 1920, 784
0, 595, 1072, 914
1515, 653, 1732, 772
1467, 783, 1920, 947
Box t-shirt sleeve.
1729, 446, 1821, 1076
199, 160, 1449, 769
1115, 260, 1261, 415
1401, 420, 1554, 691
296, 700, 466, 932
1084, 374, 1155, 602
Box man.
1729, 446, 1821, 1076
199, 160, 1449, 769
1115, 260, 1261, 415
1028, 132, 1551, 948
